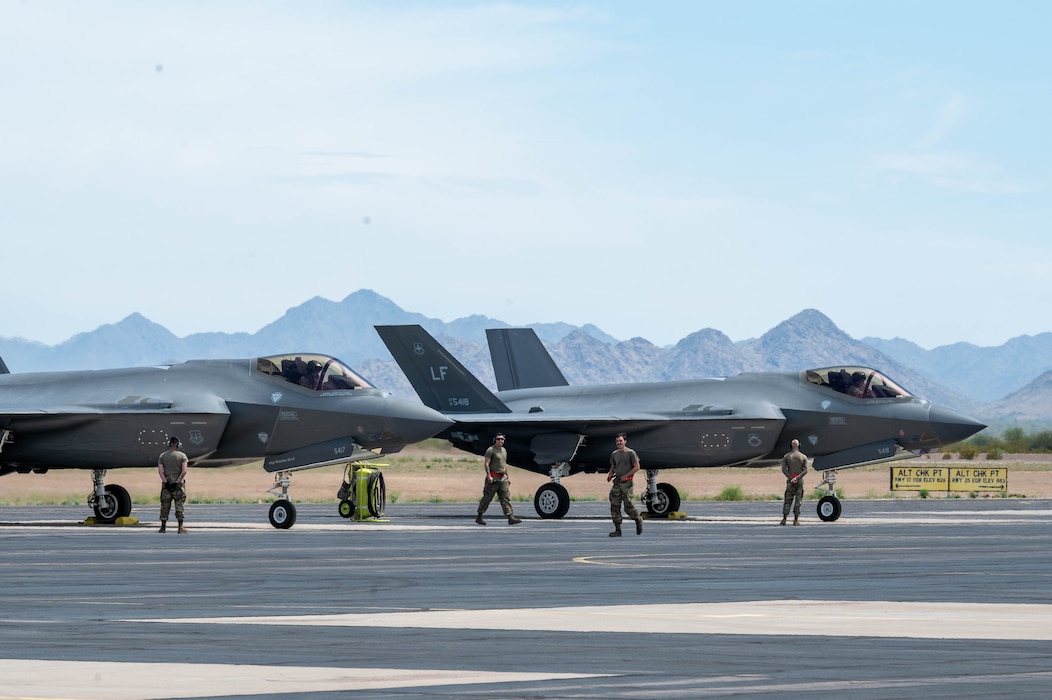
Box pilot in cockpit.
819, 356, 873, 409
847, 372, 867, 398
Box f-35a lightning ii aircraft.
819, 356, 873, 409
0, 353, 450, 528
376, 325, 985, 523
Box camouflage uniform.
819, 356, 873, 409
158, 445, 188, 531
159, 480, 187, 521
780, 447, 809, 519
609, 445, 642, 527
477, 441, 518, 522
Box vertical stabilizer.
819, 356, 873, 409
375, 325, 511, 414
486, 328, 569, 391
0, 356, 8, 374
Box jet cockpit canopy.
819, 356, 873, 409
804, 366, 911, 400
255, 354, 372, 391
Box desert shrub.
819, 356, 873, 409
1029, 431, 1052, 452
985, 448, 1003, 460
1002, 427, 1027, 453
958, 444, 979, 460
714, 485, 745, 501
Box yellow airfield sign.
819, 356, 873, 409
948, 467, 1008, 492
891, 466, 1008, 493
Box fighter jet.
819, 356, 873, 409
376, 325, 986, 523
0, 352, 451, 528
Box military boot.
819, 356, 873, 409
177, 519, 188, 534
793, 515, 800, 526
475, 514, 486, 525
635, 517, 644, 535
779, 515, 787, 526
158, 520, 167, 533
508, 515, 522, 525
609, 523, 622, 537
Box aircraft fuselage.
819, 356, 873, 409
437, 371, 978, 475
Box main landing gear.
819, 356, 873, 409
815, 469, 842, 522
87, 469, 133, 523
531, 465, 685, 520
641, 469, 681, 518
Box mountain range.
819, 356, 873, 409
2, 289, 1050, 431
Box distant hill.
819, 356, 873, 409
980, 371, 1052, 429
863, 334, 1052, 402
2, 289, 1050, 428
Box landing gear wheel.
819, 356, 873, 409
645, 482, 681, 518
93, 484, 132, 522
269, 499, 297, 529
817, 495, 842, 522
534, 483, 570, 519
338, 499, 353, 519
110, 484, 132, 518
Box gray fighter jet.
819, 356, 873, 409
0, 352, 451, 528
377, 325, 985, 523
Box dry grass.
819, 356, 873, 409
2, 440, 1051, 505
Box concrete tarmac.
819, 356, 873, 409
3, 498, 1052, 699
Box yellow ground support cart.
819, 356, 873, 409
336, 465, 386, 520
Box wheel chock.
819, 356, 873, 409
83, 516, 140, 526
668, 511, 688, 520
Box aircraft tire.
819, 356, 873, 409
534, 483, 570, 519
338, 499, 353, 518
110, 484, 133, 518
645, 482, 681, 518
817, 495, 842, 522
92, 484, 131, 522
269, 499, 297, 529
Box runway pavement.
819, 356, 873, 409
3, 498, 1052, 699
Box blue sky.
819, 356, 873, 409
2, 1, 1048, 350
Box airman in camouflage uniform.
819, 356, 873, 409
157, 436, 189, 533
780, 438, 808, 526
607, 433, 643, 537
475, 433, 521, 525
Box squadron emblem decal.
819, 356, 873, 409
271, 392, 283, 403
188, 430, 204, 446
413, 342, 425, 356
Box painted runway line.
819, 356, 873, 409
0, 659, 607, 700
133, 599, 1052, 641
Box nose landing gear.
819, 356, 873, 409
815, 469, 842, 522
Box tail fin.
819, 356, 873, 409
375, 325, 511, 414
0, 356, 8, 374
486, 328, 568, 391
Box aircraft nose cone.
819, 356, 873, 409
385, 397, 453, 445
929, 405, 986, 446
